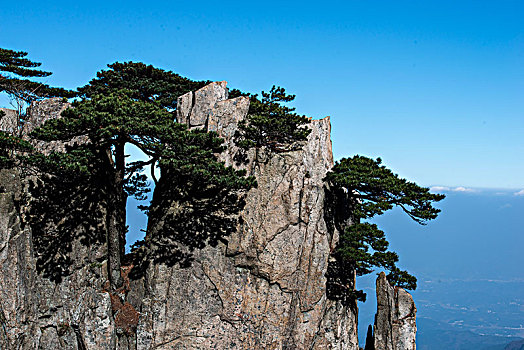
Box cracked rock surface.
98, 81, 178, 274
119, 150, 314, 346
372, 272, 417, 350
139, 82, 359, 349
0, 100, 114, 349
0, 83, 362, 349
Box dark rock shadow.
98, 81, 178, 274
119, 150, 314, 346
128, 165, 248, 280
323, 185, 361, 309
25, 169, 107, 283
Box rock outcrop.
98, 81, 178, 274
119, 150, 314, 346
138, 81, 358, 349
367, 272, 417, 350
0, 83, 417, 349
0, 108, 18, 133
0, 99, 114, 349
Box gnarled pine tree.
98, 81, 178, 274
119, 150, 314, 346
233, 85, 311, 155
325, 155, 445, 301
0, 48, 75, 130
32, 63, 255, 290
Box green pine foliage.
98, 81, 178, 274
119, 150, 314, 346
30, 62, 255, 289
0, 48, 75, 103
327, 156, 444, 224
337, 223, 398, 276
32, 88, 254, 207
233, 85, 311, 153
32, 90, 175, 182
0, 48, 74, 170
325, 155, 445, 298
77, 61, 209, 111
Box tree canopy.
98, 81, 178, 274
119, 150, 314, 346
325, 155, 445, 301
31, 63, 255, 289
0, 48, 76, 170
1, 50, 439, 307
77, 61, 209, 111
326, 156, 444, 224
232, 85, 311, 153
0, 48, 75, 108
12, 58, 317, 290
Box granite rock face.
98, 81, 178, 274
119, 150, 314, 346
0, 189, 38, 349
0, 83, 378, 349
136, 81, 359, 349
0, 99, 115, 349
371, 272, 417, 350
0, 108, 18, 134
23, 98, 69, 135
176, 81, 229, 129
0, 185, 113, 350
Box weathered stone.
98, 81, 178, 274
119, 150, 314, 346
0, 100, 115, 350
0, 108, 18, 134
208, 95, 250, 167
372, 272, 417, 350
189, 81, 228, 128
23, 98, 69, 134
1, 98, 75, 155
138, 84, 359, 349
25, 98, 75, 154
176, 81, 229, 129
1, 98, 69, 137
0, 82, 417, 349
0, 191, 39, 349
176, 91, 193, 126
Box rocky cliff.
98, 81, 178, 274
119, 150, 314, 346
365, 272, 417, 350
0, 98, 113, 349
0, 83, 416, 349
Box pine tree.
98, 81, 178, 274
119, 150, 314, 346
0, 48, 75, 125
31, 63, 255, 290
0, 48, 74, 169
325, 155, 445, 299
77, 61, 209, 111
233, 86, 311, 154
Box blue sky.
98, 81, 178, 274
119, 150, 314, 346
2, 0, 523, 188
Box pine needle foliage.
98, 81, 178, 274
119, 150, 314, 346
0, 48, 75, 103
0, 47, 74, 170
327, 156, 444, 224
31, 62, 255, 289
32, 89, 254, 205
77, 61, 209, 111
233, 86, 311, 153
325, 155, 444, 298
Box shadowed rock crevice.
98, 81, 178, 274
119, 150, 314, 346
324, 184, 360, 309
25, 171, 107, 282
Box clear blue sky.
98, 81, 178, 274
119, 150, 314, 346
2, 0, 523, 188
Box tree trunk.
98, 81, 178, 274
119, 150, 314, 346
105, 140, 127, 291
107, 201, 123, 290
